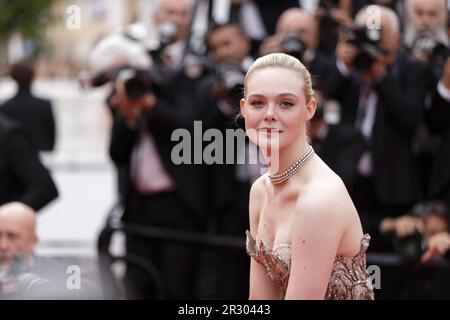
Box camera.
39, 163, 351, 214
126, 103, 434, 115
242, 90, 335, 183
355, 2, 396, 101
393, 232, 425, 263
280, 32, 307, 61
158, 21, 178, 49
344, 26, 387, 73
393, 201, 450, 263
411, 36, 450, 78
83, 32, 154, 93
213, 62, 245, 105
114, 67, 158, 100
411, 35, 450, 66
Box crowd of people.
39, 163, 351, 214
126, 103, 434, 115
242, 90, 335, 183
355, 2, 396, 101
1, 0, 450, 299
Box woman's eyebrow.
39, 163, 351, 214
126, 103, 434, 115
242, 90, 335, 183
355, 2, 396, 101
247, 93, 299, 99
247, 94, 265, 98
278, 93, 299, 98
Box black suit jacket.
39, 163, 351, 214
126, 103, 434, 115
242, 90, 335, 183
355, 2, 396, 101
0, 89, 56, 152
0, 115, 58, 211
308, 51, 337, 97
427, 87, 450, 205
229, 0, 299, 37
327, 52, 430, 207
314, 124, 367, 190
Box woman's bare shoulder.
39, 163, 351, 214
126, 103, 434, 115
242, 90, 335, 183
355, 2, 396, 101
250, 174, 268, 201
295, 170, 356, 227
248, 174, 268, 232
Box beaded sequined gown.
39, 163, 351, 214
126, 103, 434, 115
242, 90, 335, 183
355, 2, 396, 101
246, 231, 374, 300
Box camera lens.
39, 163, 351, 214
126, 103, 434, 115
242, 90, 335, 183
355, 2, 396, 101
281, 33, 306, 61
124, 77, 148, 99
353, 49, 376, 73
346, 26, 384, 74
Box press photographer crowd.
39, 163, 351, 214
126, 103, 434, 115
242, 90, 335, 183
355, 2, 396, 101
1, 0, 450, 300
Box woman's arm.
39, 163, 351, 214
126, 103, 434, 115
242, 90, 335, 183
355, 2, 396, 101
285, 185, 348, 299
249, 258, 282, 300
248, 177, 283, 300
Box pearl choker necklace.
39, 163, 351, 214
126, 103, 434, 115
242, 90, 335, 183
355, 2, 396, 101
268, 145, 315, 185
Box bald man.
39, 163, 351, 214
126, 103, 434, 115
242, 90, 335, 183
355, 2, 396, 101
259, 8, 335, 96
152, 0, 194, 67
276, 8, 319, 53
0, 202, 37, 268
154, 0, 193, 42
0, 202, 49, 297
404, 0, 448, 47
0, 202, 100, 299
329, 6, 429, 256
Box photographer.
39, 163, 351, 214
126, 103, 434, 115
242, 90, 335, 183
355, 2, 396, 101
381, 200, 448, 262
150, 0, 194, 69
109, 66, 210, 300
106, 2, 213, 300
403, 0, 450, 213
259, 8, 336, 96
327, 6, 430, 254
427, 56, 450, 210
380, 200, 450, 298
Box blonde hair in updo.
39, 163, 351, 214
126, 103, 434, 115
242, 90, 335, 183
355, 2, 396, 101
244, 53, 315, 104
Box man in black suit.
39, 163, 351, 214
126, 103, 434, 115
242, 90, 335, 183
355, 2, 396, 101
427, 58, 450, 208
109, 61, 209, 299
0, 63, 56, 152
0, 115, 58, 211
327, 6, 430, 252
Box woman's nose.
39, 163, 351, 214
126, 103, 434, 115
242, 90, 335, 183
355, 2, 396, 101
263, 104, 276, 121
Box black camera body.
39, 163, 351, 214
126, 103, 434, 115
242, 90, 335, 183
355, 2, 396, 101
393, 232, 425, 263
113, 67, 162, 100
280, 32, 307, 62
412, 35, 450, 66
344, 26, 386, 73
213, 62, 245, 106
411, 35, 450, 79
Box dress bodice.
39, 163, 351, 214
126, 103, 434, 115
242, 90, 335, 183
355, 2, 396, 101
246, 231, 375, 300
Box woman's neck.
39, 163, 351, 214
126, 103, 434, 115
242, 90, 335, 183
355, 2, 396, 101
264, 136, 310, 178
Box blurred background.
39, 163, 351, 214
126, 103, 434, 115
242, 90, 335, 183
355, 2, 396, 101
1, 0, 450, 300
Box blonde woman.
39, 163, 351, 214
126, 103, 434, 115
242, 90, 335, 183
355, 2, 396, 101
241, 53, 374, 300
